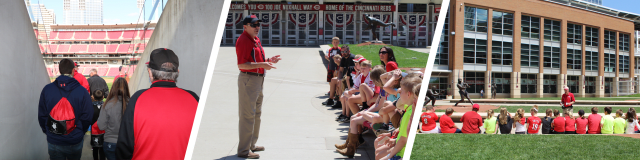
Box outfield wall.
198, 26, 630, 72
0, 0, 50, 159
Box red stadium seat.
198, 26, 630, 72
117, 44, 133, 53
91, 31, 106, 40
107, 31, 122, 39
135, 43, 146, 53
88, 45, 105, 53
69, 45, 88, 53
74, 31, 90, 40
57, 45, 70, 53
122, 30, 136, 39
98, 67, 109, 76
50, 31, 59, 39
43, 45, 58, 53
57, 32, 73, 40
106, 44, 119, 52
107, 67, 119, 76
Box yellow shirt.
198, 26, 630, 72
600, 115, 614, 134
396, 104, 413, 157
613, 117, 626, 134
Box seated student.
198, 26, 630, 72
484, 110, 498, 134
497, 108, 513, 134
461, 104, 483, 134
625, 109, 640, 134
575, 109, 589, 134
613, 109, 626, 134
527, 106, 542, 134
338, 60, 379, 123
541, 108, 555, 134
551, 109, 566, 134
332, 55, 342, 77
378, 69, 404, 131
600, 107, 615, 134
440, 108, 461, 133
420, 105, 440, 133
564, 110, 577, 134
327, 45, 356, 108
587, 107, 602, 134
335, 55, 363, 122
629, 108, 640, 133
513, 108, 527, 134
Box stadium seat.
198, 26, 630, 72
49, 31, 59, 39
91, 31, 107, 40
69, 45, 88, 53
57, 32, 73, 40
88, 45, 105, 53
57, 45, 70, 53
106, 44, 119, 53
107, 67, 119, 76
107, 31, 122, 39
74, 31, 90, 40
117, 44, 133, 53
136, 44, 146, 53
122, 30, 136, 39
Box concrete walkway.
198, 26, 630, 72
191, 47, 375, 159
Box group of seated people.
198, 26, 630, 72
322, 37, 423, 159
420, 105, 640, 134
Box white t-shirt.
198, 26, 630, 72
515, 118, 527, 133
626, 119, 640, 134
351, 72, 375, 91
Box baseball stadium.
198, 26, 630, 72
413, 0, 640, 159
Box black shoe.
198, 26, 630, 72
331, 101, 342, 109
322, 99, 335, 105
335, 114, 346, 121
339, 116, 351, 123
454, 102, 458, 106
361, 102, 369, 110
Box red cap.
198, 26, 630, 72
353, 57, 366, 63
472, 104, 480, 110
74, 62, 79, 67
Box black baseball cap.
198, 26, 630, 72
242, 14, 262, 25
146, 48, 179, 72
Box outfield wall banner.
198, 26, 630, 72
230, 4, 396, 12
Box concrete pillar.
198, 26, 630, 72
537, 73, 544, 98
596, 76, 605, 97
557, 74, 566, 97
511, 72, 521, 98
243, 0, 249, 17
613, 77, 619, 96
318, 0, 324, 42
579, 75, 586, 97
485, 71, 491, 98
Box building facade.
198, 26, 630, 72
222, 0, 442, 47
64, 0, 103, 24
29, 4, 56, 39
582, 0, 602, 5
432, 0, 639, 99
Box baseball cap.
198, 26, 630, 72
564, 86, 569, 90
242, 15, 263, 25
74, 62, 80, 67
472, 104, 480, 110
578, 109, 585, 115
146, 48, 179, 72
353, 57, 366, 63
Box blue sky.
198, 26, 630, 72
603, 0, 640, 14
29, 0, 167, 24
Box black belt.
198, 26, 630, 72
241, 71, 265, 77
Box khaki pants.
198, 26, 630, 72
563, 107, 573, 117
237, 73, 264, 155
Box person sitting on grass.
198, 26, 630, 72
625, 109, 640, 134
588, 107, 602, 134
575, 109, 589, 134
461, 104, 483, 134
335, 55, 363, 122
420, 105, 440, 133
497, 108, 513, 134
551, 109, 566, 134
600, 107, 614, 134
613, 109, 626, 134
513, 108, 526, 134
440, 108, 461, 133
541, 108, 555, 134
483, 109, 497, 134
527, 105, 542, 134
564, 110, 577, 134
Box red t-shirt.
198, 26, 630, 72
73, 71, 90, 93
420, 112, 438, 131
386, 61, 398, 72
587, 114, 602, 134
527, 116, 542, 134
575, 117, 588, 134
553, 117, 566, 132
561, 92, 575, 107
565, 117, 576, 132
460, 111, 483, 134
439, 114, 457, 133
236, 31, 266, 74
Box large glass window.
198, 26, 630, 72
464, 72, 485, 93
567, 76, 579, 93
429, 77, 449, 99
544, 19, 561, 42
492, 11, 513, 35
521, 15, 540, 39
585, 51, 599, 71
586, 27, 599, 47
604, 30, 617, 50
464, 38, 488, 64
604, 52, 616, 73
543, 75, 557, 93
567, 49, 582, 70
620, 55, 630, 73
435, 11, 449, 65
492, 41, 513, 65
620, 33, 630, 52
605, 77, 613, 93
491, 72, 511, 93
520, 44, 540, 67
567, 23, 582, 44
544, 46, 560, 68
464, 7, 488, 33
586, 76, 596, 93
521, 74, 537, 93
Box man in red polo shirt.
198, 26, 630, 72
460, 104, 483, 134
73, 62, 90, 93
561, 86, 575, 116
235, 14, 282, 159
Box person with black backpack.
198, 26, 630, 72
38, 59, 93, 160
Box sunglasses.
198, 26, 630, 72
248, 23, 260, 28
379, 51, 388, 54
341, 51, 349, 53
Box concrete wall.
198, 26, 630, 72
129, 0, 225, 94
0, 0, 50, 159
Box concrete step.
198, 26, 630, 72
445, 99, 640, 105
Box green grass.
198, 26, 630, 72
411, 134, 640, 159
328, 44, 428, 68
506, 97, 640, 101
620, 94, 640, 97
437, 106, 640, 114
51, 76, 114, 93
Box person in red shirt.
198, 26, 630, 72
378, 46, 398, 72
113, 66, 127, 81
575, 109, 589, 134
73, 62, 90, 93
461, 104, 483, 134
564, 110, 577, 134
234, 15, 282, 159
551, 109, 566, 134
587, 107, 602, 134
527, 106, 542, 134
420, 105, 440, 133
440, 108, 461, 133
561, 86, 576, 116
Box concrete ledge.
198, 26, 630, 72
433, 112, 637, 122
446, 99, 640, 105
